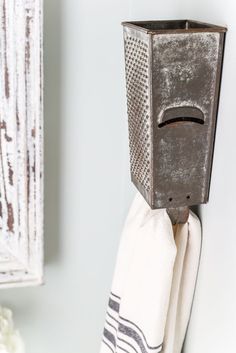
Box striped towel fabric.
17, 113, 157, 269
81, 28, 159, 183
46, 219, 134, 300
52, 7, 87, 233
100, 193, 201, 353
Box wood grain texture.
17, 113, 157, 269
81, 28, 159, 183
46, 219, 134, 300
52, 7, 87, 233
0, 0, 43, 287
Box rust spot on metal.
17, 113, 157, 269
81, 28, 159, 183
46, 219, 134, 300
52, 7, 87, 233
167, 206, 189, 225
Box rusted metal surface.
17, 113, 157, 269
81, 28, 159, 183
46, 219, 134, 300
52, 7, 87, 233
0, 0, 43, 287
167, 206, 190, 225
122, 20, 226, 215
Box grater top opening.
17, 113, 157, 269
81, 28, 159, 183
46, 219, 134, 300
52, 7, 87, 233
122, 20, 227, 34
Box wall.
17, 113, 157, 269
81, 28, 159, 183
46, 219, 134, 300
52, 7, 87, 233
0, 0, 235, 352
176, 2, 236, 353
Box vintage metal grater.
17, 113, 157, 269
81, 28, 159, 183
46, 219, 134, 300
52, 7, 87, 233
122, 20, 226, 222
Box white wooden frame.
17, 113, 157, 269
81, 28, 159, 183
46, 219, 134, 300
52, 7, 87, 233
0, 0, 43, 287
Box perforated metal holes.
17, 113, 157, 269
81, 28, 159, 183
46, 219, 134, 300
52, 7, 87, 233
124, 36, 151, 191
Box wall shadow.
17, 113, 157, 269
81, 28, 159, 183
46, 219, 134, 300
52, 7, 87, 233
190, 204, 201, 219
44, 0, 62, 264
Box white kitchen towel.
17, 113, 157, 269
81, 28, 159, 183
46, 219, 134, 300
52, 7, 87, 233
100, 193, 201, 353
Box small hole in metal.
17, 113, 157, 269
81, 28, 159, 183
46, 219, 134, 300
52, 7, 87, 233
186, 195, 190, 199
169, 198, 173, 202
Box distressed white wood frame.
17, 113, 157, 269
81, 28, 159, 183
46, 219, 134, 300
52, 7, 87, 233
0, 0, 43, 287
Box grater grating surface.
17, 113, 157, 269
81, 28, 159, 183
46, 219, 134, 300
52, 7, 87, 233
124, 36, 151, 191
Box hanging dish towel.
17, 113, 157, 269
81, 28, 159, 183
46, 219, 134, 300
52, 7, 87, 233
100, 193, 201, 353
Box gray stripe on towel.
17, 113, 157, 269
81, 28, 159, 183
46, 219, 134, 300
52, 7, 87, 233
105, 317, 139, 353
102, 339, 115, 353
106, 294, 163, 353
117, 336, 139, 353
119, 316, 162, 350
119, 323, 148, 353
117, 344, 130, 353
103, 328, 116, 348
108, 297, 120, 313
110, 291, 121, 301
107, 310, 163, 353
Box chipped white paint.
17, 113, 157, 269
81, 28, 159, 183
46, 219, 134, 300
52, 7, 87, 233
0, 0, 43, 287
